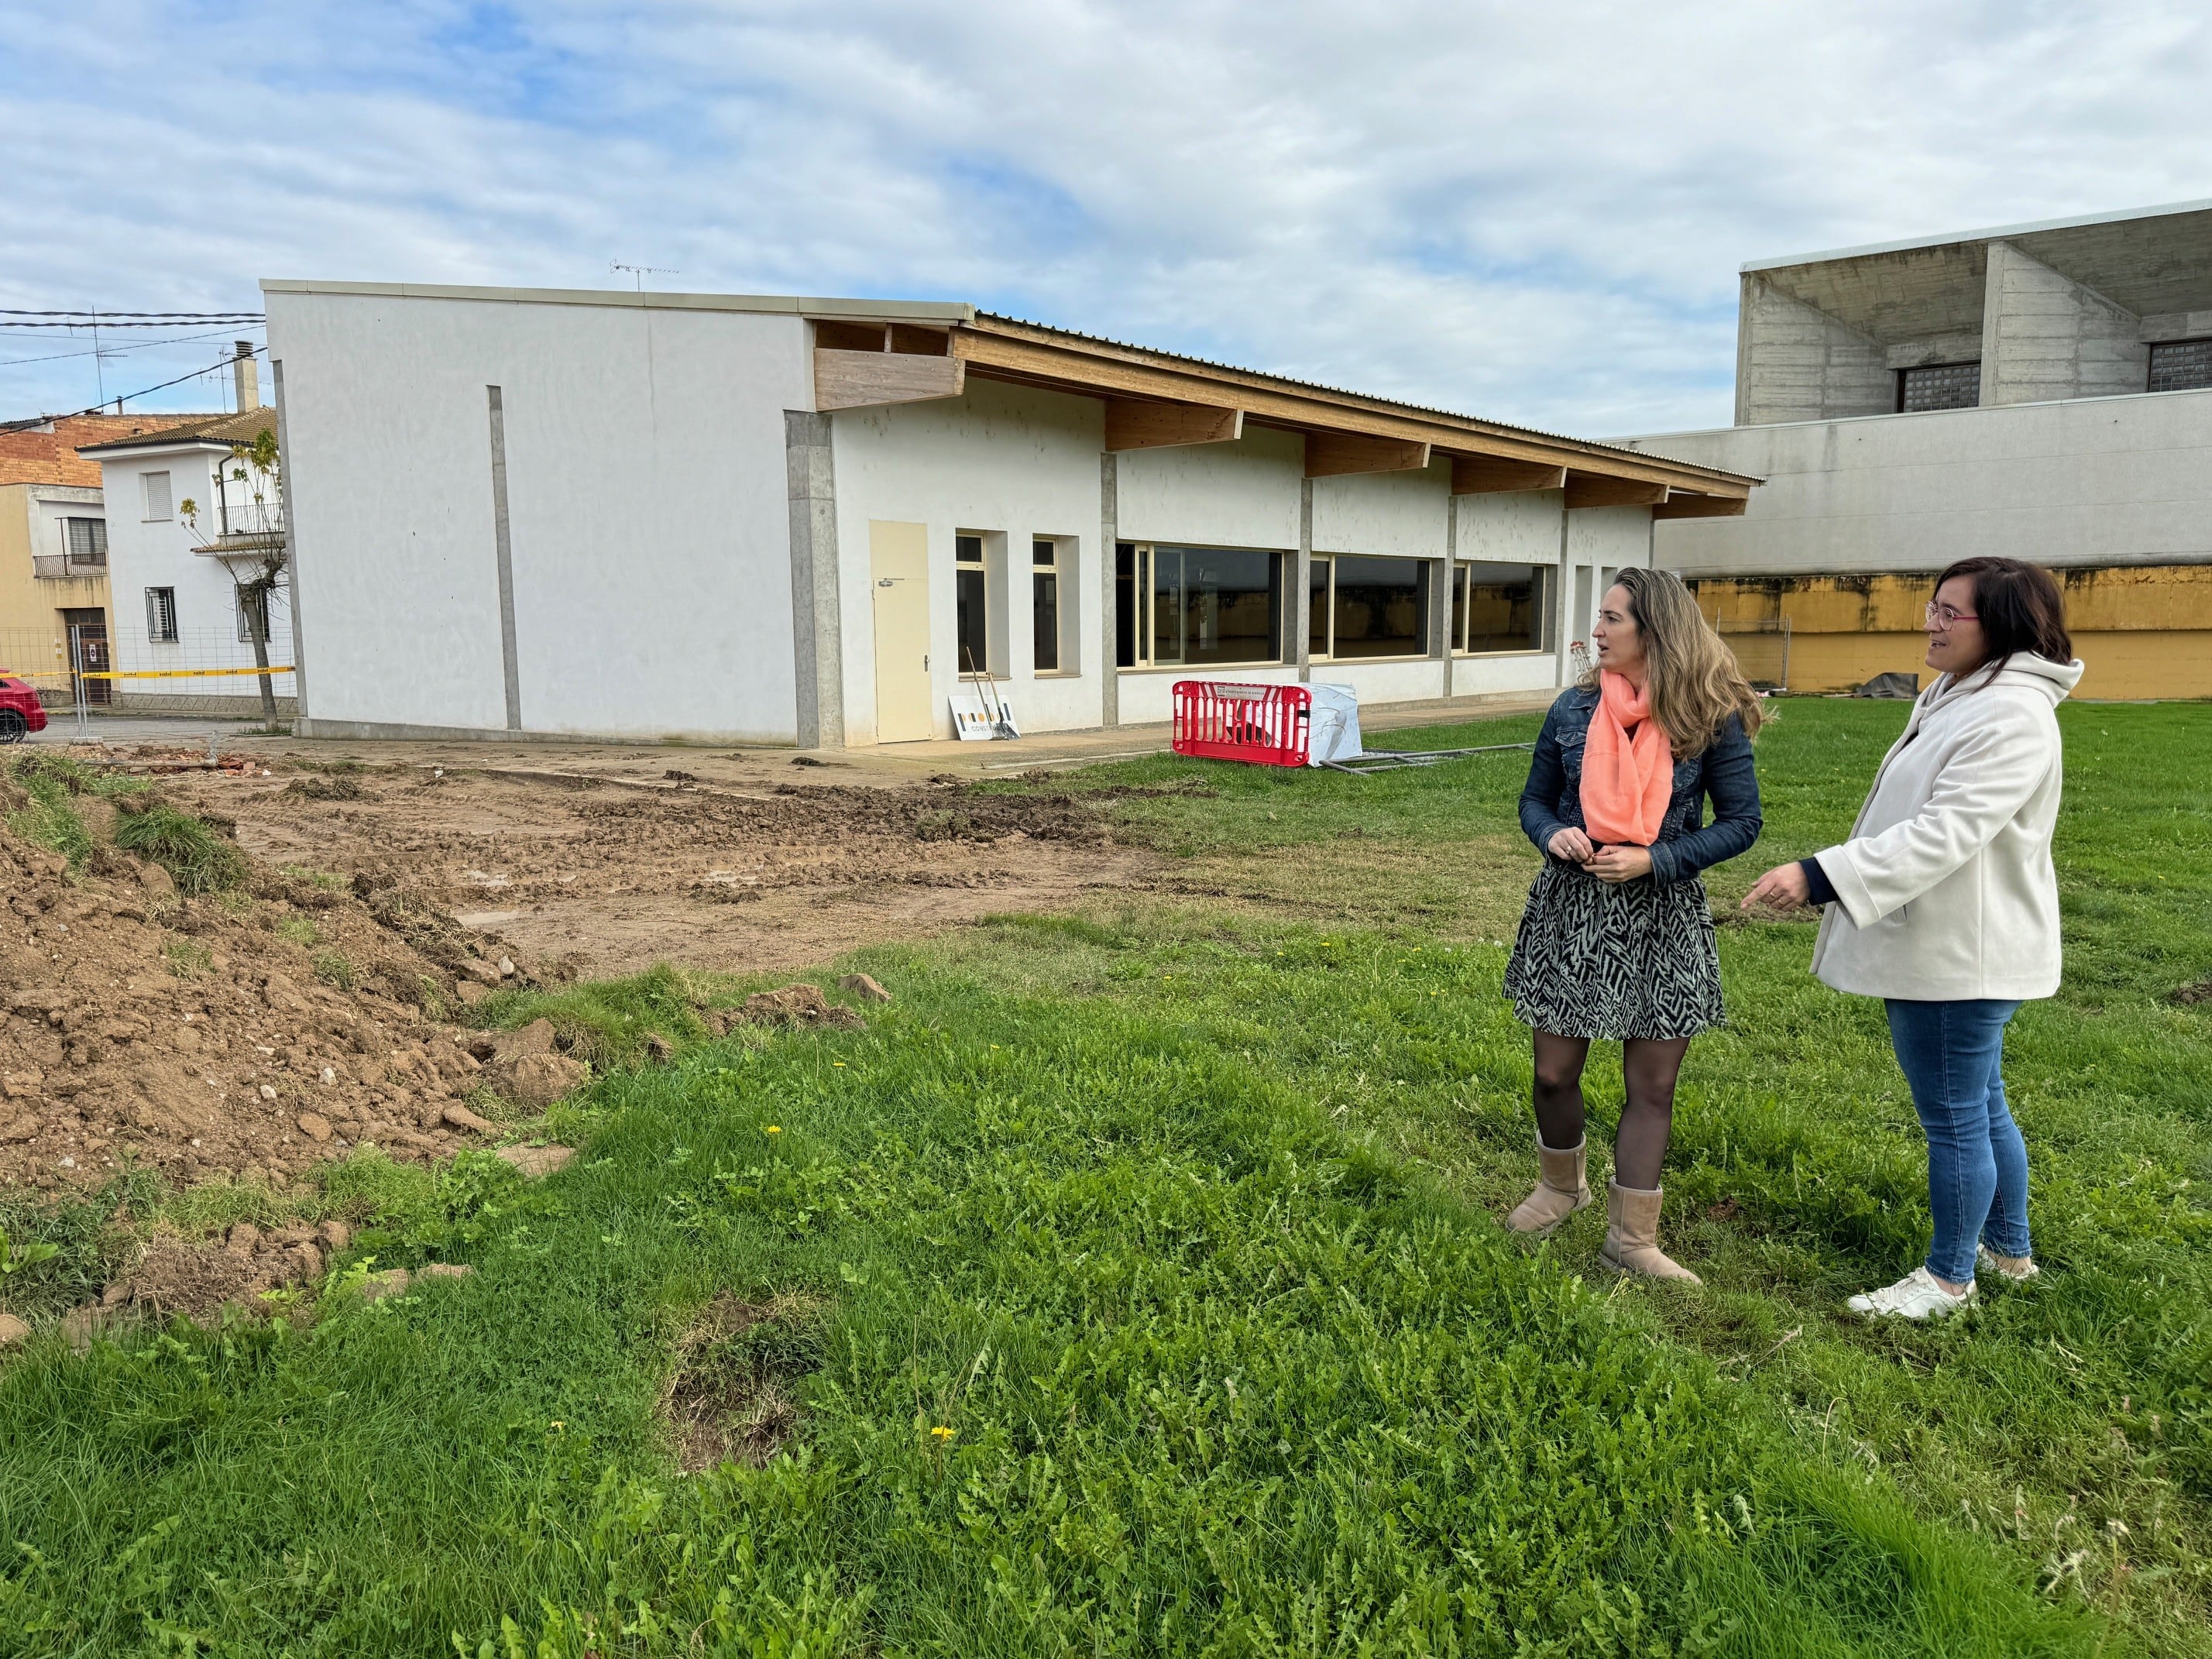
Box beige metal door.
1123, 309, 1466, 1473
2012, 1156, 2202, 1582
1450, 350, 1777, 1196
870, 520, 934, 743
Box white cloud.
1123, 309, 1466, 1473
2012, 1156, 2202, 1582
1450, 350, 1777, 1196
2, 0, 2207, 432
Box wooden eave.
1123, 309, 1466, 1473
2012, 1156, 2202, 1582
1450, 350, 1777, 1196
946, 315, 1757, 501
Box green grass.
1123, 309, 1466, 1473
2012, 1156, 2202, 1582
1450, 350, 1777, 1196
0, 699, 2203, 1654
111, 797, 249, 895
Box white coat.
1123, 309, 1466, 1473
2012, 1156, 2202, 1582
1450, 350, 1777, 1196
1810, 654, 2084, 1001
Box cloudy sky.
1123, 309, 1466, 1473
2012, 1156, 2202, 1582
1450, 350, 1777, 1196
3, 1, 2208, 435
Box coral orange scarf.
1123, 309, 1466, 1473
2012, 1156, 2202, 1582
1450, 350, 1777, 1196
1580, 671, 1673, 846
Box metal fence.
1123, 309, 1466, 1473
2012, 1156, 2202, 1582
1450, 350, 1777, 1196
0, 625, 297, 720
1716, 619, 1791, 691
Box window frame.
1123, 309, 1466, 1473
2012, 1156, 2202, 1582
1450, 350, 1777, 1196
1448, 560, 1551, 657
953, 531, 992, 679
2148, 337, 2212, 395
1310, 552, 1436, 664
1114, 541, 1288, 672
142, 469, 173, 522
146, 586, 179, 644
65, 517, 108, 566
1030, 536, 1073, 677
1894, 361, 1981, 414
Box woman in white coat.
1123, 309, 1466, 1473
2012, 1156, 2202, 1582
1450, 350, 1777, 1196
1743, 558, 2082, 1321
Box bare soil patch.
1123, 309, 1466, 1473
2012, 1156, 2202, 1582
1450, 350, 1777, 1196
662, 1291, 818, 1473
142, 756, 1156, 981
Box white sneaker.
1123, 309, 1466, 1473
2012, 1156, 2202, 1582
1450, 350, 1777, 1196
1846, 1266, 1977, 1321
1977, 1245, 2039, 1283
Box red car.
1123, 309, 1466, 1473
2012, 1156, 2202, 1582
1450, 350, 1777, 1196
0, 675, 48, 743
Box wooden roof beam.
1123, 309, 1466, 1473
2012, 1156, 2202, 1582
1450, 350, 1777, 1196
1104, 398, 1243, 452
1564, 472, 1670, 509
1306, 432, 1431, 478
814, 349, 965, 412
1654, 493, 1750, 520
1451, 455, 1568, 495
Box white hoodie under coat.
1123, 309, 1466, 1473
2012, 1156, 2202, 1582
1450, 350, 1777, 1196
1810, 654, 2084, 1002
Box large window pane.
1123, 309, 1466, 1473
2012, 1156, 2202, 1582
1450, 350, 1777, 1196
1458, 560, 1544, 653
1309, 557, 1331, 658
1115, 543, 1138, 667
1329, 555, 1427, 658
956, 567, 988, 675
1149, 546, 1280, 665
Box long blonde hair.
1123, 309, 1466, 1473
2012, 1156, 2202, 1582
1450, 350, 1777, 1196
1578, 567, 1766, 754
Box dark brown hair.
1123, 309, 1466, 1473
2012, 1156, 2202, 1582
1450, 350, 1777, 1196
1934, 557, 2073, 678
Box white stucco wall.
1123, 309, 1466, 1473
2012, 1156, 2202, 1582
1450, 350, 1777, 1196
1624, 386, 2212, 579
1310, 459, 1451, 557
829, 376, 1107, 742
1115, 426, 1304, 548
267, 288, 809, 740
1457, 489, 1565, 565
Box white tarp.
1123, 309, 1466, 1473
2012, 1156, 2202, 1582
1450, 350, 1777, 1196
1305, 682, 1362, 765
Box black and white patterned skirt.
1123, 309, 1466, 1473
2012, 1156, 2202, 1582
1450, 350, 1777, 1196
1503, 861, 1726, 1041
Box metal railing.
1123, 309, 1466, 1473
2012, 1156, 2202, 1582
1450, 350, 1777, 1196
30, 554, 108, 581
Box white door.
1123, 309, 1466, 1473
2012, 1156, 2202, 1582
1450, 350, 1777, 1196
871, 520, 933, 742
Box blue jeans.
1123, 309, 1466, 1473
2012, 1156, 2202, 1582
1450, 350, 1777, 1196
1884, 998, 2032, 1284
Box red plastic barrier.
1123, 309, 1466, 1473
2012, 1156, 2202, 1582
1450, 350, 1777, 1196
1170, 680, 1312, 767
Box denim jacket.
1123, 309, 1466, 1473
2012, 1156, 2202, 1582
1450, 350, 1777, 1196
1516, 685, 1763, 885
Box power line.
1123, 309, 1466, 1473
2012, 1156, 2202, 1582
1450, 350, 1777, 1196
0, 327, 258, 370
0, 318, 265, 330
0, 308, 266, 320
50, 342, 270, 418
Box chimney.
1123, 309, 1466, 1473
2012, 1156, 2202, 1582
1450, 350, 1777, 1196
232, 341, 260, 411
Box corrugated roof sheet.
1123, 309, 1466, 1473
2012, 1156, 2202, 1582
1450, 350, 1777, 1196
973, 311, 1670, 465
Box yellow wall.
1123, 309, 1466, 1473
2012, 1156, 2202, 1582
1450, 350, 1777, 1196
1690, 565, 2212, 700
0, 484, 110, 694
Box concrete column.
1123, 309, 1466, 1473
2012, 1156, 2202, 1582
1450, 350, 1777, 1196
1736, 273, 1892, 424
486, 386, 523, 731
1440, 495, 1457, 699
271, 358, 308, 730
1979, 241, 2147, 407
1099, 452, 1118, 727
1293, 476, 1314, 682
784, 410, 843, 749
1553, 503, 1574, 687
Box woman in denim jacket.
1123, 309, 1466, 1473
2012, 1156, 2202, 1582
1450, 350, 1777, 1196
1502, 568, 1765, 1283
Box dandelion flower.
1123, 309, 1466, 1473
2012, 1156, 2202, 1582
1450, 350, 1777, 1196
931, 1425, 956, 1440
765, 1125, 781, 1134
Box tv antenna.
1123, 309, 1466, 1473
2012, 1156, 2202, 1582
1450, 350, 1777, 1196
611, 263, 678, 292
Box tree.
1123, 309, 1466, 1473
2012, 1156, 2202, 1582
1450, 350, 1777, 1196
183, 424, 287, 720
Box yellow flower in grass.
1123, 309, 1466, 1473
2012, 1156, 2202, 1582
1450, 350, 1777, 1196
764, 1125, 781, 1135
931, 1425, 956, 1441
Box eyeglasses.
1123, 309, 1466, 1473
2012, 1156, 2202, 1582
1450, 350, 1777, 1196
1925, 602, 1979, 628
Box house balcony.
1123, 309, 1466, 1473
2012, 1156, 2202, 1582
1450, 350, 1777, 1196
32, 554, 108, 581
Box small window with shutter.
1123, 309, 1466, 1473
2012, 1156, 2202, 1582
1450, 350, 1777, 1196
65, 518, 107, 566
146, 587, 179, 643
143, 470, 173, 521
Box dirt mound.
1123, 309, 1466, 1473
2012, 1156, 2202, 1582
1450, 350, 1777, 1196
2172, 978, 2212, 1006
730, 984, 864, 1030
0, 819, 534, 1194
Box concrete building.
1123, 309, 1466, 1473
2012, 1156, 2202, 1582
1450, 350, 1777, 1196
259, 280, 1753, 747
1622, 200, 2212, 698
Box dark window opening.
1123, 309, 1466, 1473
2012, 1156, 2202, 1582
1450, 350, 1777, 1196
1451, 562, 1547, 653
236, 586, 271, 644
65, 517, 107, 566
1896, 362, 1980, 413
146, 586, 178, 643
1115, 543, 1137, 667
1032, 538, 1060, 672
1324, 555, 1429, 659
1118, 544, 1283, 668
2148, 338, 2212, 394
1309, 557, 1331, 658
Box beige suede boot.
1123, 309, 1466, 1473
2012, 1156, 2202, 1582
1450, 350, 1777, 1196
1505, 1139, 1591, 1236
1599, 1182, 1702, 1284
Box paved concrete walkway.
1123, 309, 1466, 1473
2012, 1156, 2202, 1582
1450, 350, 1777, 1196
852, 686, 1557, 777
